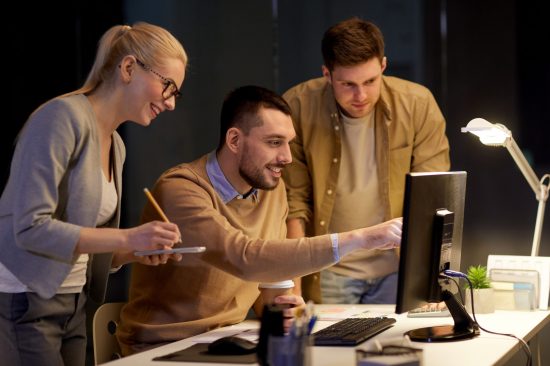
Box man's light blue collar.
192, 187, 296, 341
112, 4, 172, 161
206, 151, 258, 204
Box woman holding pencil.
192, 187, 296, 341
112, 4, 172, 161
0, 22, 185, 366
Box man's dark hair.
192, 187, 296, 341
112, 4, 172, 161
322, 17, 385, 71
217, 85, 292, 149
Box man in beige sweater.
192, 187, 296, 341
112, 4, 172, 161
117, 85, 402, 355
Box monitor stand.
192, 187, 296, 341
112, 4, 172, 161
405, 290, 480, 342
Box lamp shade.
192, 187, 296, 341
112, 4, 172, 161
461, 118, 510, 146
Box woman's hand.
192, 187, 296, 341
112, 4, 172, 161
123, 220, 181, 252
77, 221, 181, 256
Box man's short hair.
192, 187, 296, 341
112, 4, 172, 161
218, 85, 292, 149
321, 17, 385, 71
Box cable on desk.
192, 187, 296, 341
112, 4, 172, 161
442, 270, 532, 366
438, 274, 464, 304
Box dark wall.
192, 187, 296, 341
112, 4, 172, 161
443, 1, 550, 266
3, 1, 123, 190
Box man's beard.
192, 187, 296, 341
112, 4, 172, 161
238, 145, 280, 191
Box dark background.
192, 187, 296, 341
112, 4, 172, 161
3, 1, 549, 365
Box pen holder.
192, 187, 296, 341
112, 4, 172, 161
257, 304, 313, 366
267, 334, 312, 366
257, 304, 285, 366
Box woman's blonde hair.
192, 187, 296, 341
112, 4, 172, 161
66, 22, 187, 96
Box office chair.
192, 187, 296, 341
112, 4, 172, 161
92, 302, 125, 365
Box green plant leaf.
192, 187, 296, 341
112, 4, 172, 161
465, 265, 491, 289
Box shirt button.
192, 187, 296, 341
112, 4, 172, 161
334, 125, 340, 131
319, 220, 326, 227
327, 189, 333, 195
332, 158, 338, 163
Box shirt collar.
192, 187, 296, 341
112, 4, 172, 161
206, 151, 258, 204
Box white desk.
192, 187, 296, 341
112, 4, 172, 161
105, 305, 550, 366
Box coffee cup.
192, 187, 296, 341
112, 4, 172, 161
259, 280, 295, 305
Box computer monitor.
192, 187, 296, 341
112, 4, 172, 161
395, 171, 479, 342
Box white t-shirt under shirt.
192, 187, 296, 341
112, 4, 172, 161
328, 111, 396, 279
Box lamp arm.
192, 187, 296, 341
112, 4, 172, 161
532, 175, 549, 256
505, 137, 540, 196
505, 138, 548, 256
531, 196, 546, 256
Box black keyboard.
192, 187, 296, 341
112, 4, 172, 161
313, 317, 396, 346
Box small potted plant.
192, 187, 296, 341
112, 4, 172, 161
464, 265, 495, 314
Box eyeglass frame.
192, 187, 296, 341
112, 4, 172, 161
134, 58, 182, 100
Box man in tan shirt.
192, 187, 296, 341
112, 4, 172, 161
283, 18, 450, 304
117, 85, 402, 354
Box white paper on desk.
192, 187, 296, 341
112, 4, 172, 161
191, 328, 259, 343
316, 306, 390, 321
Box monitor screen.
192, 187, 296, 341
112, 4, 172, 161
395, 171, 478, 342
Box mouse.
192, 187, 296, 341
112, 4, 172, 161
207, 335, 257, 355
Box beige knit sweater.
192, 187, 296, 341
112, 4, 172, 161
117, 155, 335, 354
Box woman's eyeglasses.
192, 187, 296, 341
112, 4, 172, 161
135, 58, 181, 100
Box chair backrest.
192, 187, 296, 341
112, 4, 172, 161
92, 302, 125, 365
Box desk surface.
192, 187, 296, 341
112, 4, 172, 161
106, 305, 550, 366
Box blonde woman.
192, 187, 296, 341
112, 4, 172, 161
0, 22, 187, 365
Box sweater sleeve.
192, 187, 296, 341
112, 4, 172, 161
146, 169, 336, 282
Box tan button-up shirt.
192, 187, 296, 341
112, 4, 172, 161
282, 76, 450, 302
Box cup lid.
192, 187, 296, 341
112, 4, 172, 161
258, 280, 295, 289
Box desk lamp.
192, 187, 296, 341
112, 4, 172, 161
461, 118, 549, 256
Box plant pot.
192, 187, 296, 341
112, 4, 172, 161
464, 288, 495, 314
